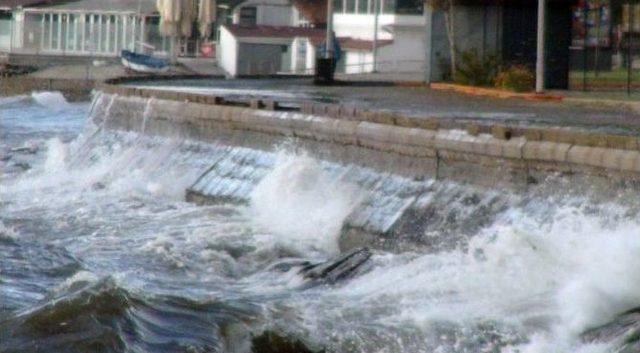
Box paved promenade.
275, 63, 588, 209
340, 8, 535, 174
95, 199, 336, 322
133, 78, 640, 135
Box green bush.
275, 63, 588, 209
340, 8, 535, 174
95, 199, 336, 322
454, 49, 500, 87
494, 65, 535, 92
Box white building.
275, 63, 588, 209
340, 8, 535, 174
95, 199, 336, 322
218, 0, 321, 77
218, 24, 323, 76
231, 0, 308, 27
0, 0, 169, 59
332, 0, 425, 74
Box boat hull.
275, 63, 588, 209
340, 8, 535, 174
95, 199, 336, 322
120, 50, 169, 74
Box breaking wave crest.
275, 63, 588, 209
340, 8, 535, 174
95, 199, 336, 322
1, 277, 256, 353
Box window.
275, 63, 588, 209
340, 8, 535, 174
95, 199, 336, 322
239, 7, 257, 26
395, 0, 423, 15
334, 0, 344, 13
346, 0, 356, 13
358, 0, 369, 14
382, 0, 395, 14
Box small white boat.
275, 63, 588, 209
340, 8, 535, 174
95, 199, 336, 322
121, 50, 170, 74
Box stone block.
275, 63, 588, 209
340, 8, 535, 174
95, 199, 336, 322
567, 146, 606, 168
502, 137, 526, 159
491, 125, 512, 140
466, 124, 480, 136
523, 141, 571, 162
249, 99, 262, 109
339, 105, 357, 119
405, 128, 437, 148
616, 150, 640, 171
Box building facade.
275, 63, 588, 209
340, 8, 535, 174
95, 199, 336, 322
332, 0, 426, 74
0, 0, 169, 60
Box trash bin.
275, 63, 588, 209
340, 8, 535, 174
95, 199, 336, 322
314, 58, 335, 85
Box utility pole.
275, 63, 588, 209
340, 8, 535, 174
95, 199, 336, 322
535, 0, 545, 93
315, 0, 335, 84
372, 0, 379, 72
325, 0, 334, 60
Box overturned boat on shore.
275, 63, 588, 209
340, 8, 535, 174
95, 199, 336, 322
120, 50, 169, 74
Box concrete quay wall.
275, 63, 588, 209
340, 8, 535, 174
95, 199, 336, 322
99, 84, 640, 187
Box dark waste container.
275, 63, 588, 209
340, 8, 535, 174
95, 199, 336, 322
314, 58, 335, 85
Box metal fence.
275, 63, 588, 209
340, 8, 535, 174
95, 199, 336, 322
570, 0, 640, 93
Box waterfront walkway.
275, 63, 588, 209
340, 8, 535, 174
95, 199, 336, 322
132, 78, 640, 135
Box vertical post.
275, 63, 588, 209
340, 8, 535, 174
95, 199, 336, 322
66, 13, 71, 53
114, 15, 119, 53
130, 16, 138, 51
535, 0, 545, 93
325, 0, 334, 59
81, 13, 86, 52
97, 14, 102, 52
582, 2, 588, 91
9, 11, 13, 53
49, 13, 53, 51
106, 15, 111, 54
140, 15, 146, 52
122, 15, 127, 50
372, 0, 379, 72
73, 14, 78, 52
628, 1, 632, 95
40, 13, 45, 53
57, 12, 62, 51
424, 3, 433, 83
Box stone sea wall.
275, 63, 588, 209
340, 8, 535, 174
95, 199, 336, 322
99, 84, 640, 184
96, 84, 640, 250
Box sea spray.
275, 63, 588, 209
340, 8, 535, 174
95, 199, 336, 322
5, 94, 640, 353
44, 137, 68, 173
249, 151, 362, 255
141, 98, 154, 134
31, 91, 70, 111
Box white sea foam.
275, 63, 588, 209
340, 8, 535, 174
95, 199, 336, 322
249, 151, 361, 255
54, 271, 99, 294
31, 91, 70, 111
44, 137, 68, 172
4, 94, 640, 353
0, 94, 29, 107
0, 220, 17, 240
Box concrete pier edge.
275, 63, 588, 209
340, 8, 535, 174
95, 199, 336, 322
95, 81, 640, 251
97, 82, 640, 179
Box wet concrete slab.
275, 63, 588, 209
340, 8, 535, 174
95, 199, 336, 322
128, 78, 640, 135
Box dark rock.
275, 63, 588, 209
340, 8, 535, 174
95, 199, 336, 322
299, 247, 371, 286
251, 331, 323, 353
582, 308, 640, 352
10, 146, 38, 154
0, 64, 37, 77
13, 162, 31, 171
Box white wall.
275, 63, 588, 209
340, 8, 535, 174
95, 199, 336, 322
333, 13, 424, 41
232, 2, 296, 26
218, 26, 238, 77
291, 37, 315, 74
306, 40, 315, 72
344, 50, 372, 73
0, 18, 11, 50
11, 11, 23, 50
376, 26, 425, 72
257, 5, 293, 26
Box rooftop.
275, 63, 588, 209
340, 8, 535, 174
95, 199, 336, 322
223, 24, 326, 39
22, 0, 157, 13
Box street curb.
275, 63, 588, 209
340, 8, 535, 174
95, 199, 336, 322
430, 82, 564, 101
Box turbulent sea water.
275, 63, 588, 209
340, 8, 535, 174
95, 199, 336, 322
2, 91, 640, 353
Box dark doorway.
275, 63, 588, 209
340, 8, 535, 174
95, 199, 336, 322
502, 0, 575, 89
545, 1, 573, 88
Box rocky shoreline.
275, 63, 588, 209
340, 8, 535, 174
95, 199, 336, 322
0, 64, 36, 78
